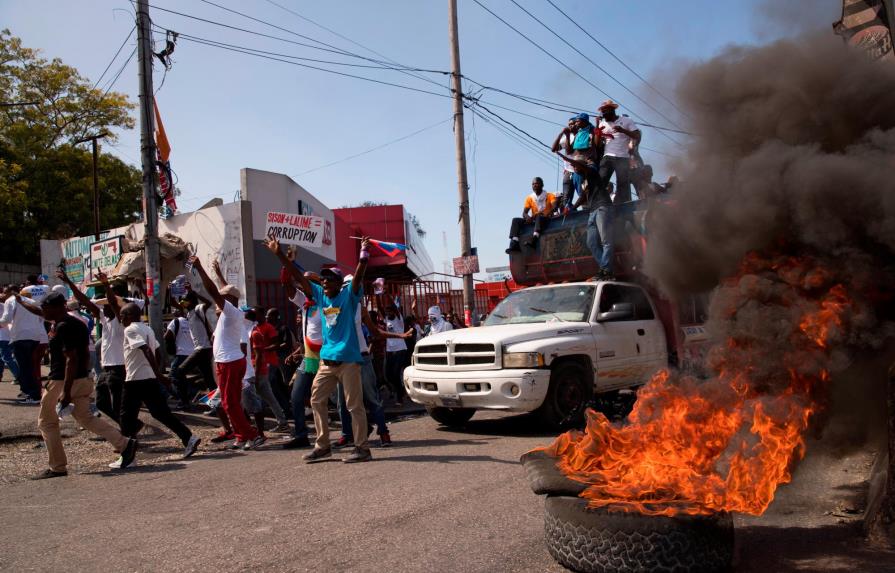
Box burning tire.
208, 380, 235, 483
544, 496, 733, 573
426, 406, 475, 427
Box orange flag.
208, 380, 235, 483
154, 100, 171, 162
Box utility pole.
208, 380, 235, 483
136, 0, 163, 339
448, 0, 478, 326
73, 131, 109, 240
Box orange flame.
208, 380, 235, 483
537, 255, 851, 516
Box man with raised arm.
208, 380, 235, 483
16, 292, 137, 478
57, 268, 128, 422
265, 236, 372, 463
188, 256, 261, 449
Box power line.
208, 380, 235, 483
292, 118, 452, 177
469, 0, 680, 146
505, 0, 684, 133
101, 46, 136, 97
545, 0, 689, 121
93, 25, 136, 90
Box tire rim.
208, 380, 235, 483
556, 376, 585, 418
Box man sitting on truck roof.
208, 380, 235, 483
506, 177, 558, 253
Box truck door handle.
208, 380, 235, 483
637, 329, 645, 336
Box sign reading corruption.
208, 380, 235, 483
265, 211, 325, 248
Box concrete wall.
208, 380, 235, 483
240, 168, 338, 272
0, 262, 41, 286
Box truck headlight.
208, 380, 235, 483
502, 352, 545, 368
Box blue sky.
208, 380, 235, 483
4, 0, 840, 279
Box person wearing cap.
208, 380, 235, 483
552, 116, 581, 210
188, 256, 262, 449
15, 292, 137, 479
265, 236, 373, 463
0, 284, 48, 403
596, 99, 640, 205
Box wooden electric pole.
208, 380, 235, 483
136, 0, 163, 339
73, 131, 109, 240
448, 0, 478, 326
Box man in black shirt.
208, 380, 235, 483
17, 292, 137, 479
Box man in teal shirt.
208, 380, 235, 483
265, 236, 372, 463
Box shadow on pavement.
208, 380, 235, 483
376, 453, 520, 465
439, 413, 561, 439
83, 462, 188, 477
734, 522, 895, 572
390, 437, 496, 449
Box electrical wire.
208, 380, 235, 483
93, 25, 136, 90
506, 0, 685, 133
469, 0, 680, 146
292, 118, 452, 177
545, 0, 689, 121
101, 46, 137, 97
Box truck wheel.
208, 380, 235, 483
544, 496, 734, 573
427, 406, 476, 427
538, 361, 592, 430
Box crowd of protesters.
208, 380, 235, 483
0, 241, 466, 477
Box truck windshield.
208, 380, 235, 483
484, 285, 595, 325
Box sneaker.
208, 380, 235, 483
282, 436, 311, 449
108, 456, 124, 469
244, 435, 266, 450
230, 440, 246, 450
343, 447, 372, 463
332, 435, 353, 450
118, 438, 138, 469
16, 392, 27, 399
210, 431, 235, 443
303, 448, 332, 463
379, 431, 392, 448
271, 422, 290, 433
31, 468, 67, 480
17, 397, 40, 405
183, 435, 201, 458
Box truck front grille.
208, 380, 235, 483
414, 342, 497, 370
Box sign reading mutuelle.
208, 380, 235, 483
265, 211, 324, 248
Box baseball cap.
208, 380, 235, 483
320, 267, 345, 282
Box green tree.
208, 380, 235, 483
0, 29, 141, 264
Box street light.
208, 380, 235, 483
73, 131, 110, 240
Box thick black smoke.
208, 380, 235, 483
644, 33, 895, 296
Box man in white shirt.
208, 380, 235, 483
57, 269, 128, 421
597, 99, 641, 205
117, 299, 200, 462
189, 256, 262, 449
383, 304, 408, 406
0, 287, 21, 387
1, 285, 48, 403
552, 116, 580, 211
164, 308, 195, 409
173, 290, 217, 393
424, 306, 454, 337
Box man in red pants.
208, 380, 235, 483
188, 256, 261, 450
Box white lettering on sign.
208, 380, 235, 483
265, 211, 325, 248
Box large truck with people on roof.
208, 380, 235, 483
402, 197, 709, 428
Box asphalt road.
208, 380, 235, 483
2, 377, 893, 572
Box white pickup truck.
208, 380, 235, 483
403, 280, 669, 428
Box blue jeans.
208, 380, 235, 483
0, 340, 20, 382
587, 206, 614, 272
338, 355, 387, 439
12, 339, 40, 399
256, 371, 287, 425
169, 354, 190, 405
290, 366, 316, 439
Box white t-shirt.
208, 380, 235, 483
290, 291, 323, 344
599, 116, 638, 158
384, 315, 407, 353
187, 304, 215, 349
2, 297, 48, 343
242, 320, 255, 380
560, 132, 574, 173
99, 313, 125, 367
213, 300, 246, 363
167, 317, 195, 356
123, 321, 160, 382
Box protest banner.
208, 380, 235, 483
265, 211, 324, 248
89, 236, 123, 280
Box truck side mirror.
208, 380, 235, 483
596, 302, 634, 322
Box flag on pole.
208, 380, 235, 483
369, 239, 407, 258
153, 100, 178, 215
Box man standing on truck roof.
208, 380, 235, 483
551, 117, 579, 211
597, 100, 641, 205
506, 177, 559, 253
